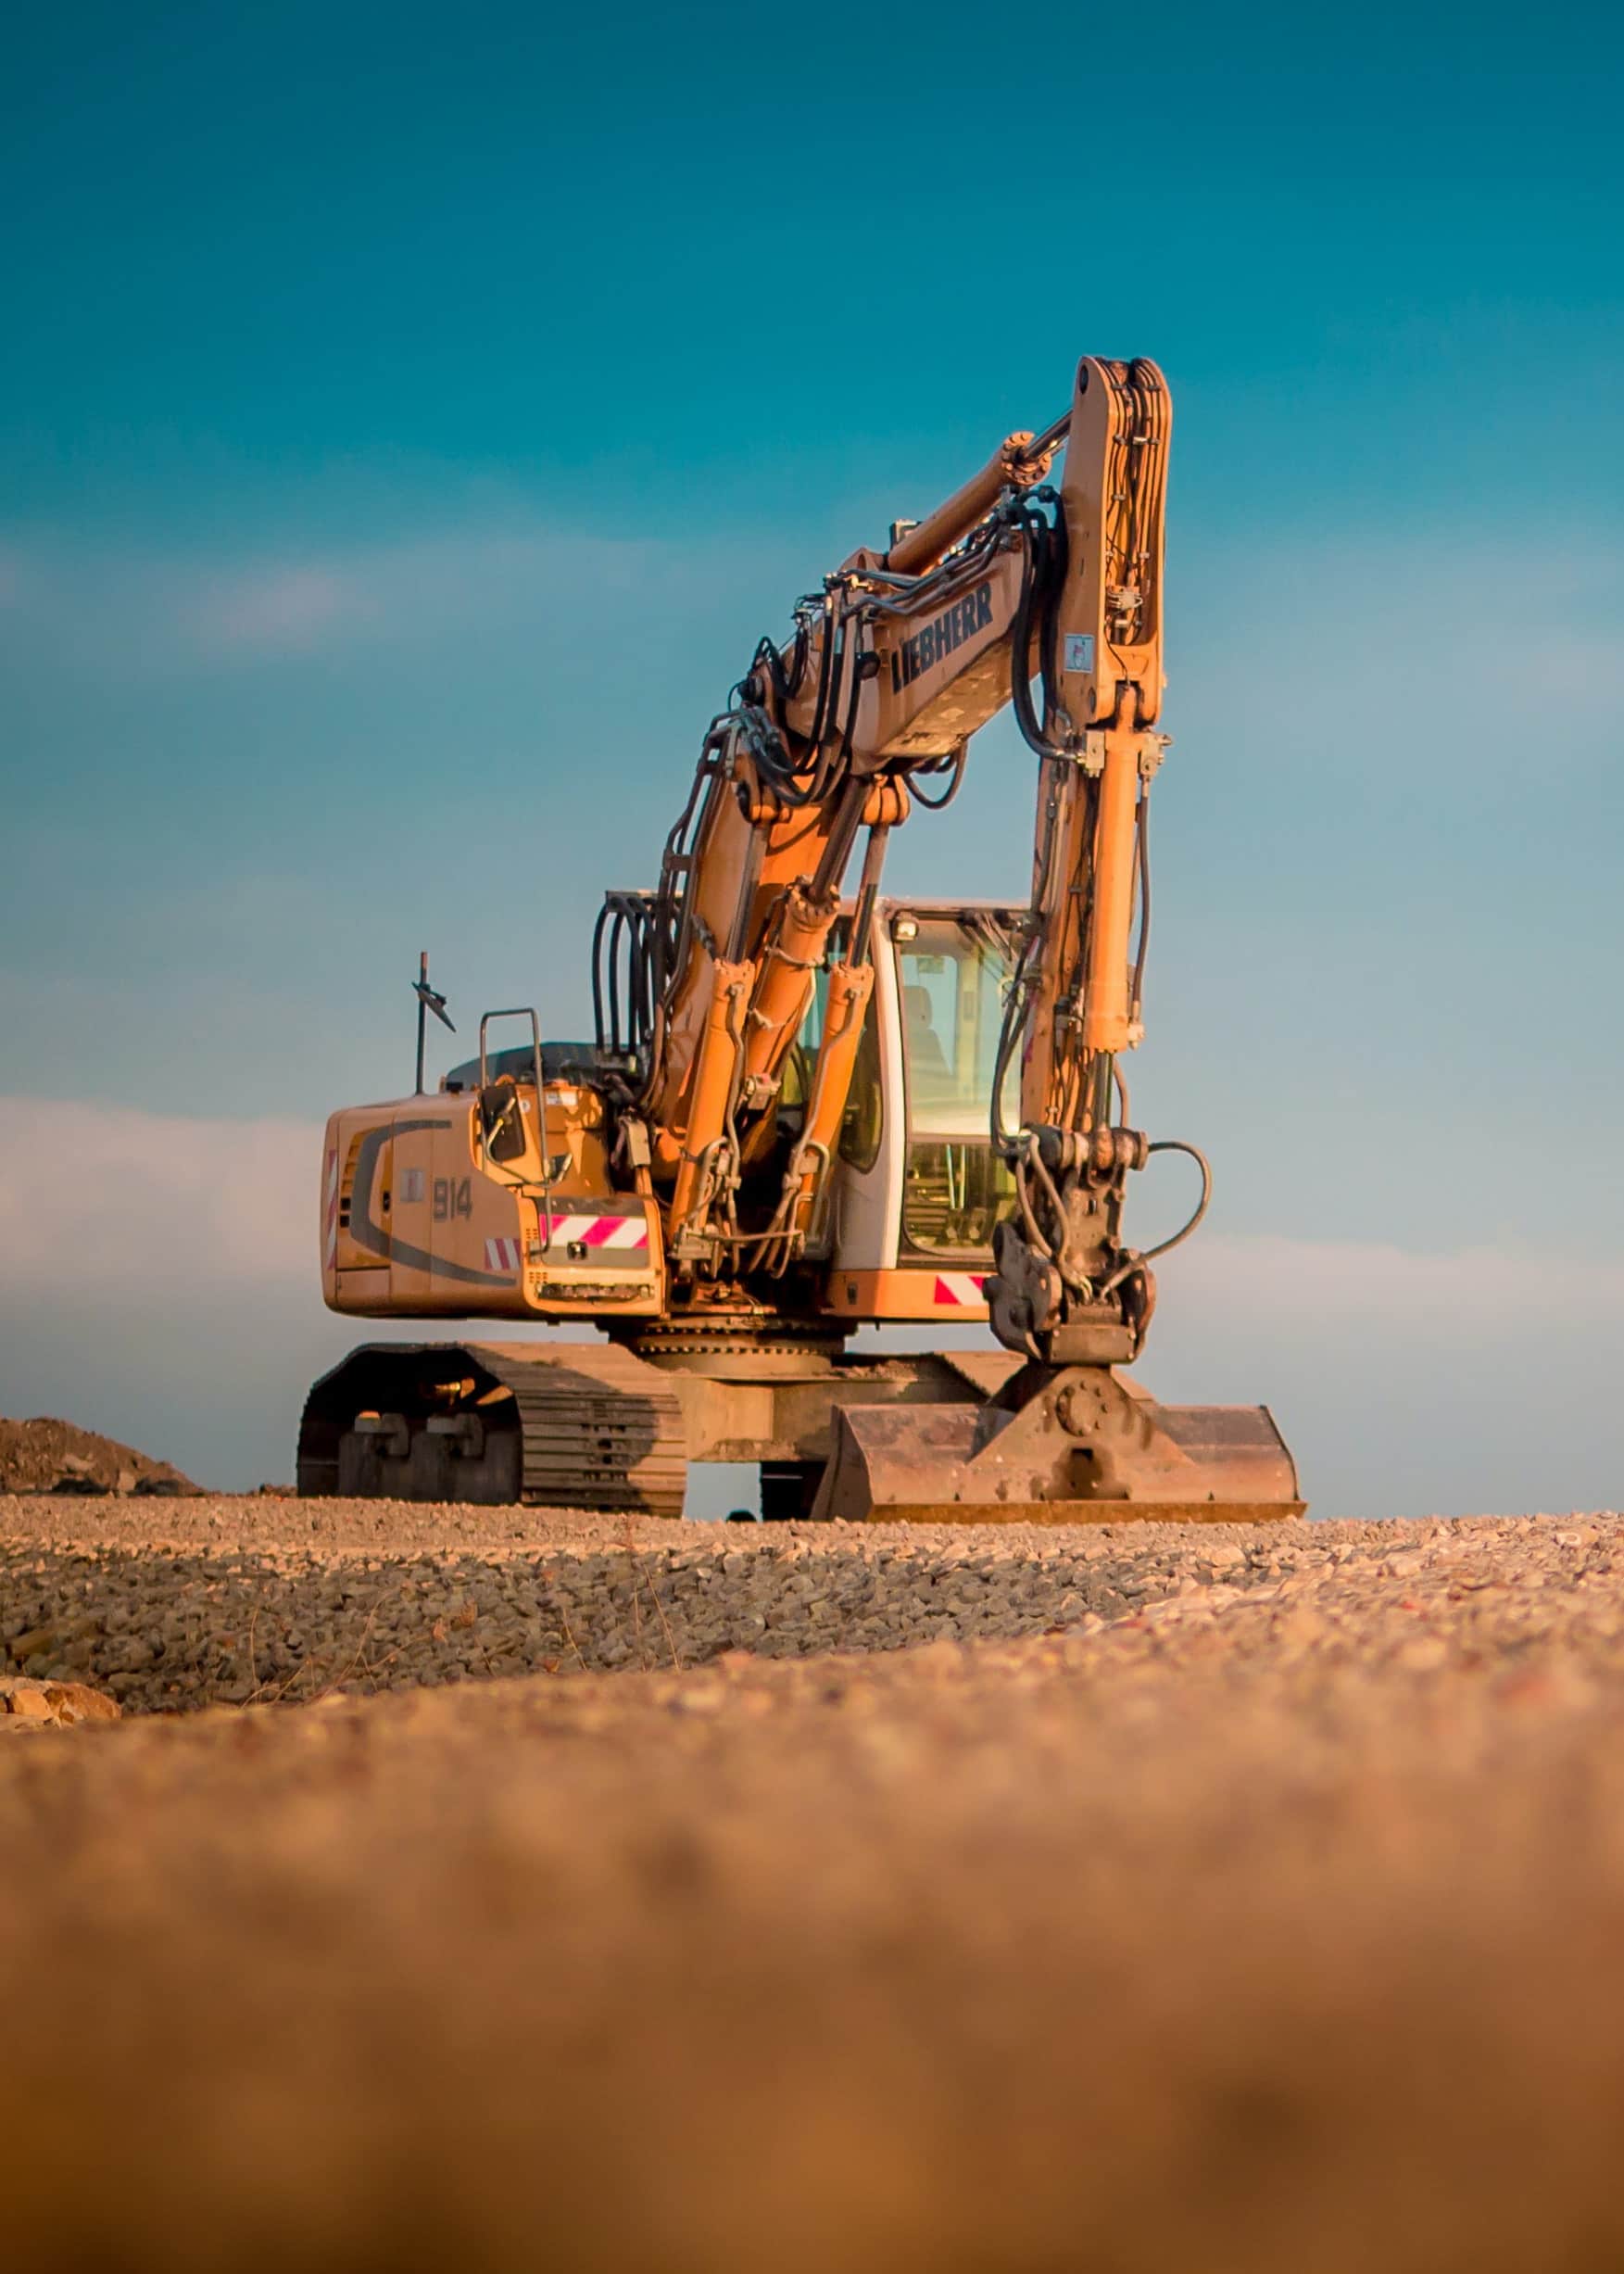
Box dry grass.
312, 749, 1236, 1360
620, 1510, 683, 1672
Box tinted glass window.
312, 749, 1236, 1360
897, 918, 1018, 1254
897, 920, 1016, 1138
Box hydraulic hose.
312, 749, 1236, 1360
1097, 1138, 1213, 1297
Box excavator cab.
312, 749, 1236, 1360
809, 900, 1020, 1321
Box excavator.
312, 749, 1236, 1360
298, 355, 1303, 1524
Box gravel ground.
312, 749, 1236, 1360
7, 1495, 1596, 1712
9, 1517, 1624, 2270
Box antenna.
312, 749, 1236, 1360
412, 950, 455, 1093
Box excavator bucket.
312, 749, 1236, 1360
810, 1363, 1303, 1526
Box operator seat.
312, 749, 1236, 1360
904, 985, 951, 1088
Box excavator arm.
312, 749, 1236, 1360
630, 356, 1186, 1369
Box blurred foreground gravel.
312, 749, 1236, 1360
7, 1499, 1624, 2269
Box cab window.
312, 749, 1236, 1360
897, 918, 1017, 1254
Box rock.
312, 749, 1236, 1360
0, 1676, 120, 1726
48, 1681, 121, 1724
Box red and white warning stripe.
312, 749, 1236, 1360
933, 1271, 987, 1307
323, 1147, 339, 1270
485, 1236, 523, 1272
543, 1212, 648, 1251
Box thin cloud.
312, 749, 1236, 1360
0, 520, 685, 670
0, 1096, 316, 1295
5, 515, 1619, 703
1167, 1231, 1624, 1331
198, 563, 379, 652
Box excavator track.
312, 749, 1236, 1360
297, 1342, 687, 1516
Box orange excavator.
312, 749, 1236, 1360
298, 356, 1302, 1523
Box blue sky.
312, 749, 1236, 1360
4, 1, 1622, 1506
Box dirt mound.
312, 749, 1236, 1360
0, 1417, 197, 1498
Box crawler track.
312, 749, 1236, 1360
296, 1342, 687, 1516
